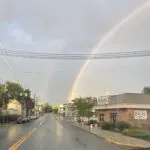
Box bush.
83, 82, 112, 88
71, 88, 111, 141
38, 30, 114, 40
117, 121, 130, 131
87, 120, 97, 125
0, 114, 19, 123
97, 122, 102, 127
101, 122, 116, 130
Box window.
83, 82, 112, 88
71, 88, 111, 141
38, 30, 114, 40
99, 113, 104, 121
110, 113, 117, 123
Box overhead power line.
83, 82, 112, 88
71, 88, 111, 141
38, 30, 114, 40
0, 48, 150, 60
0, 57, 18, 81
0, 46, 28, 87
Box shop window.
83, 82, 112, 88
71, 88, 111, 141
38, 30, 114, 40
110, 113, 117, 123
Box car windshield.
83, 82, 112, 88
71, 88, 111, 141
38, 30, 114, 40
0, 0, 150, 150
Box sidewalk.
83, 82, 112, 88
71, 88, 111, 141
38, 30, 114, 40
71, 121, 150, 148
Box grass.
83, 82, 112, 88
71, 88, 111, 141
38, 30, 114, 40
123, 128, 150, 140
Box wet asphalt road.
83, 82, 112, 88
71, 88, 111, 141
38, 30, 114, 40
0, 114, 129, 150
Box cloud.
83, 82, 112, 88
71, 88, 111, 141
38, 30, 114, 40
6, 22, 33, 44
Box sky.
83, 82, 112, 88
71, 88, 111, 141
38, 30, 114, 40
0, 0, 150, 104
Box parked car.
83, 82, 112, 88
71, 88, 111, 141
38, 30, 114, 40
30, 116, 37, 120
17, 116, 22, 124
22, 117, 27, 123
17, 116, 29, 124
17, 116, 24, 124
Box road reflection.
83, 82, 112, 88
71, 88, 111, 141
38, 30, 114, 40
7, 125, 21, 141
56, 121, 63, 143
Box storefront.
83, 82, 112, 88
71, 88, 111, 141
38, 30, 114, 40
94, 93, 150, 129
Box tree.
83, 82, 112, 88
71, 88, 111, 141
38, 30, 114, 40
53, 106, 59, 113
142, 86, 150, 94
0, 84, 5, 108
5, 81, 24, 100
0, 81, 34, 117
23, 89, 34, 109
19, 88, 34, 116
0, 82, 24, 109
72, 97, 95, 120
43, 103, 53, 113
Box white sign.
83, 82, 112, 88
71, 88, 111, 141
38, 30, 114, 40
97, 96, 109, 105
134, 110, 147, 120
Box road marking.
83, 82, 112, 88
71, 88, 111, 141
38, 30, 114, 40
9, 128, 37, 150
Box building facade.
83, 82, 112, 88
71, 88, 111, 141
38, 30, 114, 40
63, 103, 74, 118
58, 104, 65, 116
58, 103, 77, 120
94, 93, 150, 129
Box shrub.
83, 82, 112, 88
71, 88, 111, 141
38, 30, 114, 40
97, 122, 102, 127
117, 121, 130, 131
87, 120, 97, 125
0, 114, 19, 123
101, 122, 115, 130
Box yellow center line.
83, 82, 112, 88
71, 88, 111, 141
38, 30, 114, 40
9, 128, 38, 150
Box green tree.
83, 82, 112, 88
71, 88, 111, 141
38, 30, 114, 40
142, 86, 150, 94
53, 106, 59, 113
0, 81, 34, 123
72, 97, 95, 120
0, 84, 5, 107
23, 89, 34, 109
0, 81, 34, 116
43, 103, 53, 113
5, 81, 24, 100
0, 82, 24, 109
19, 89, 34, 116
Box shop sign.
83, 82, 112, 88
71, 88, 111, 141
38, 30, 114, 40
134, 110, 147, 120
97, 96, 109, 105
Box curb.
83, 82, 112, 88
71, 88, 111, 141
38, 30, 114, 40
106, 136, 144, 148
71, 123, 145, 148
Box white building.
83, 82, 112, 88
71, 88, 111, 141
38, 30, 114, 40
58, 104, 65, 115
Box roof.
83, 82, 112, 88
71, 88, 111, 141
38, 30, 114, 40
94, 103, 150, 110
97, 93, 150, 105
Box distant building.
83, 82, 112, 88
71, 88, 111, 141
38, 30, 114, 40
94, 93, 150, 129
58, 104, 65, 115
58, 103, 76, 120
63, 103, 74, 118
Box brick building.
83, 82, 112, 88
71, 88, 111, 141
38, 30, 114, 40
94, 93, 150, 129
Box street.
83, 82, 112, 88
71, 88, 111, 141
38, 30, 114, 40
0, 114, 128, 150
